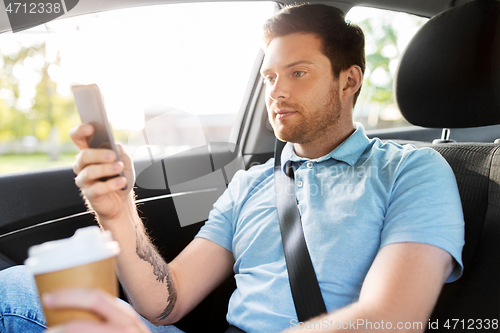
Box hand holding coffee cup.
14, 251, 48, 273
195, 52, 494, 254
24, 226, 120, 327
70, 124, 135, 222
42, 288, 152, 333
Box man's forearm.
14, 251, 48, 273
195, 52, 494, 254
95, 194, 179, 325
131, 216, 178, 322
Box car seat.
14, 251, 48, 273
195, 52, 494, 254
394, 0, 500, 330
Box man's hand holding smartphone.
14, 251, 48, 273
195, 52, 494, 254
70, 123, 135, 221
69, 84, 135, 222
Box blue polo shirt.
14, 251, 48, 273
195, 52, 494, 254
196, 123, 465, 333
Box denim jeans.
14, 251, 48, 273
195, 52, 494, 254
0, 265, 184, 333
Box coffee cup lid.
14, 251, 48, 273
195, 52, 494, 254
24, 226, 120, 275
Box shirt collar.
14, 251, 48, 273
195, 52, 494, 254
281, 123, 370, 173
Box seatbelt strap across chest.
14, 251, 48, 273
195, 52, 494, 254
274, 139, 327, 322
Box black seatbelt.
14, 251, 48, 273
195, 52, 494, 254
274, 139, 327, 322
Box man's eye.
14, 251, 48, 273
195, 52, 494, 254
293, 71, 305, 77
264, 77, 276, 84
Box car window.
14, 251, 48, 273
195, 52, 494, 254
345, 7, 428, 131
0, 2, 276, 175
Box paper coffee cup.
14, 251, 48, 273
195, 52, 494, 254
24, 226, 120, 327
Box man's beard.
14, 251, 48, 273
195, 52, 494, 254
268, 88, 341, 144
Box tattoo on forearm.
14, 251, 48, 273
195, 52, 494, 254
135, 225, 177, 321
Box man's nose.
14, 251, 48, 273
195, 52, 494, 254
268, 77, 290, 101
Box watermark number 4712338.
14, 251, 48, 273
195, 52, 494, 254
3, 0, 79, 33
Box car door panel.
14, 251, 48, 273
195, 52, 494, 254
0, 145, 241, 331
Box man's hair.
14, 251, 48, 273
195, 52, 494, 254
262, 4, 366, 105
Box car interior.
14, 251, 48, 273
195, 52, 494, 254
0, 0, 499, 332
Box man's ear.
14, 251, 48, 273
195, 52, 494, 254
340, 65, 363, 101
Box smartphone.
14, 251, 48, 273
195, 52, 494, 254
71, 83, 125, 186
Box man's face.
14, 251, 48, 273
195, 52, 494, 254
261, 33, 341, 144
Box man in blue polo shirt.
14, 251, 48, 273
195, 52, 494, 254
198, 125, 464, 333
0, 4, 464, 333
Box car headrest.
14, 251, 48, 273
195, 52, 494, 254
394, 0, 500, 128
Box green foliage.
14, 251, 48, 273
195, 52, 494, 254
0, 42, 79, 145
349, 11, 427, 129
357, 17, 399, 107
